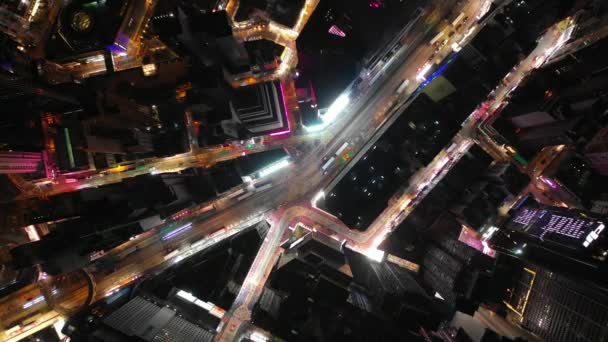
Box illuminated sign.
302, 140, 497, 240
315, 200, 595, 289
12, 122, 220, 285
509, 207, 605, 249
583, 224, 605, 248
458, 226, 496, 258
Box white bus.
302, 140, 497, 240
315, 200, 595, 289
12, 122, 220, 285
255, 183, 273, 192
452, 12, 466, 26
321, 157, 336, 171
335, 142, 349, 156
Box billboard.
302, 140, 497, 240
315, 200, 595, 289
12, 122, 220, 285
508, 207, 605, 250
458, 225, 497, 258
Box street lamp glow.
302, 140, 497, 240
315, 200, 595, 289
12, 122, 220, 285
22, 296, 45, 309
250, 331, 269, 342
177, 290, 197, 303
303, 122, 328, 133
365, 248, 385, 262
257, 158, 291, 178
311, 190, 325, 208
321, 93, 350, 123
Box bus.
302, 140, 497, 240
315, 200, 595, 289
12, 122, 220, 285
255, 183, 273, 192
226, 188, 245, 199
452, 12, 466, 26
430, 31, 445, 45
237, 192, 254, 201
164, 249, 180, 261
321, 157, 336, 172
335, 142, 349, 156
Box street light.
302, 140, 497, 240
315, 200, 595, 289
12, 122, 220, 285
320, 93, 350, 124
365, 248, 385, 262
257, 157, 291, 178
311, 191, 325, 208
303, 122, 327, 133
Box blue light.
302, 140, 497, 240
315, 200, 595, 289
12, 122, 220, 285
106, 43, 127, 55
414, 53, 459, 94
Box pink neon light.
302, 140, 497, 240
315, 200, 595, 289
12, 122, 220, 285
328, 25, 346, 37
270, 82, 292, 137
369, 1, 381, 8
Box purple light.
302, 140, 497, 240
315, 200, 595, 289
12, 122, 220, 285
270, 82, 292, 137
106, 43, 127, 56
162, 223, 193, 240
541, 176, 557, 189
113, 33, 129, 51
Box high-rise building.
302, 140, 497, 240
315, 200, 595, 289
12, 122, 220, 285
495, 204, 607, 286
222, 81, 290, 138
0, 0, 50, 46
42, 114, 89, 173
500, 258, 608, 342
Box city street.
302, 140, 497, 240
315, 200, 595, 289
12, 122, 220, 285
0, 1, 581, 341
